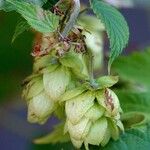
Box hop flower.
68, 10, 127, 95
63, 79, 123, 149
22, 75, 56, 124
22, 48, 87, 124
22, 54, 71, 124
21, 28, 124, 149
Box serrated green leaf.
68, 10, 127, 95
7, 0, 59, 33
0, 0, 47, 12
102, 129, 150, 150
32, 123, 150, 150
0, 1, 15, 12
112, 49, 150, 90
117, 91, 150, 128
33, 128, 150, 150
90, 0, 129, 68
12, 19, 30, 43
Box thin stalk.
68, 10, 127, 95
88, 51, 94, 83
87, 49, 99, 89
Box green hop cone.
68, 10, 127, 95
22, 55, 71, 124
22, 75, 56, 124
27, 91, 55, 124
22, 50, 86, 124
63, 86, 123, 149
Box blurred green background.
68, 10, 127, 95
0, 11, 33, 101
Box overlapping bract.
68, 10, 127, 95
63, 87, 123, 149
22, 47, 123, 149
22, 52, 77, 124
22, 60, 70, 123
22, 31, 123, 149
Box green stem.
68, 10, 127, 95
88, 51, 94, 83
87, 49, 99, 89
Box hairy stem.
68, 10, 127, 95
87, 49, 99, 88
61, 0, 80, 37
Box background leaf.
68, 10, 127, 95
90, 0, 129, 68
0, 0, 47, 12
32, 128, 150, 150
101, 128, 150, 150
112, 49, 150, 90
7, 0, 59, 33
0, 0, 15, 12
12, 19, 30, 43
32, 142, 75, 150
117, 91, 150, 128
0, 11, 34, 102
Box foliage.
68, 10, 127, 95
113, 49, 150, 90
12, 19, 30, 43
90, 0, 129, 69
33, 126, 150, 150
118, 91, 150, 128
1, 0, 150, 150
0, 0, 47, 12
7, 0, 59, 33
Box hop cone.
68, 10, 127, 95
64, 87, 123, 149
22, 54, 71, 124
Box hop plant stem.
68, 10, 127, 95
87, 49, 99, 89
